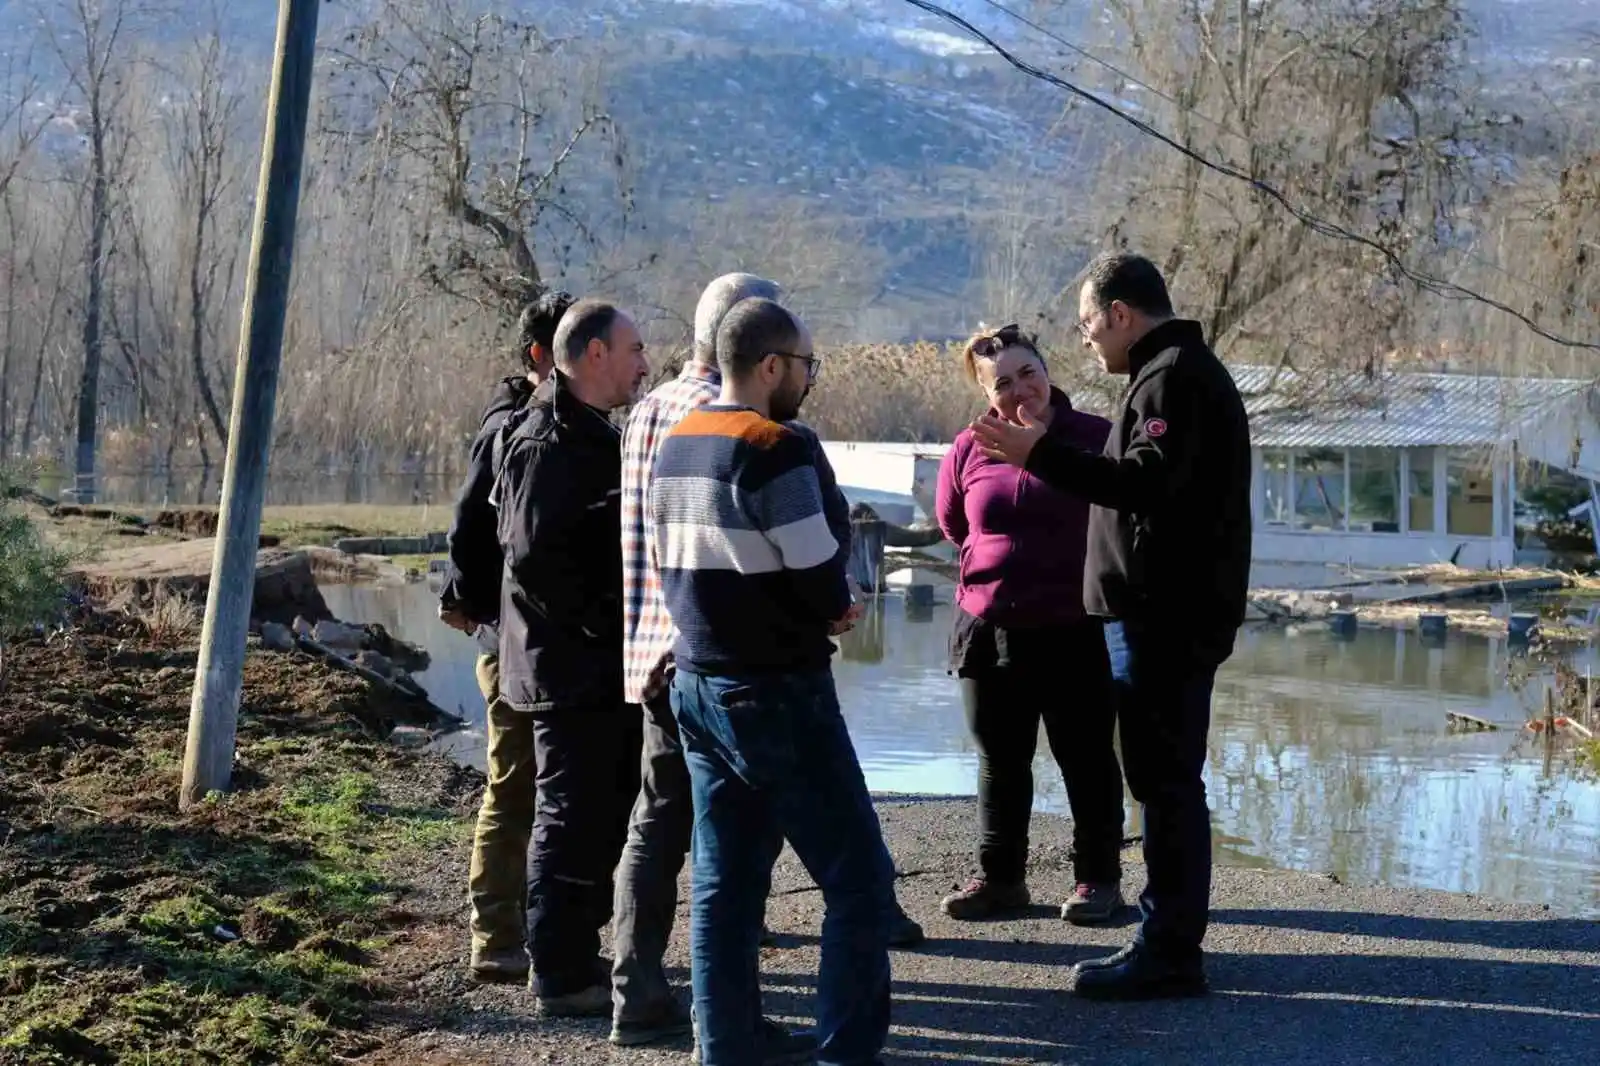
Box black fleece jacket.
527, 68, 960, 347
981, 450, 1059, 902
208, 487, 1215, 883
1022, 320, 1252, 665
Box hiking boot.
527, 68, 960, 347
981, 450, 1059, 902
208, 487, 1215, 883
692, 1016, 817, 1064
468, 946, 529, 985
1061, 881, 1124, 926
888, 903, 926, 947
1073, 944, 1136, 972
535, 982, 611, 1018
1071, 943, 1208, 1001
611, 997, 694, 1047
940, 879, 1030, 920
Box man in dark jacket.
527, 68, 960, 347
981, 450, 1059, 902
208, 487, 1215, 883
438, 289, 573, 984
971, 252, 1251, 1001
495, 298, 652, 1016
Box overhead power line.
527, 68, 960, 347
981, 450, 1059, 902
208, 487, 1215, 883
898, 0, 1600, 353
964, 0, 1600, 329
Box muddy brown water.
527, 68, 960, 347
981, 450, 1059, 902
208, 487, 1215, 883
322, 584, 1600, 918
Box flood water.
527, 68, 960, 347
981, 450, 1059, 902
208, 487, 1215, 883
322, 583, 1600, 918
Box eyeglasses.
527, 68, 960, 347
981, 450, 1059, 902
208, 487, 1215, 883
970, 324, 1038, 358
771, 351, 821, 385
1075, 305, 1114, 337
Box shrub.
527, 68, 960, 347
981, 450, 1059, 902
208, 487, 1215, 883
0, 467, 70, 687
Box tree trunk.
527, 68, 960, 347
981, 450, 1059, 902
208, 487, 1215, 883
73, 87, 110, 503
190, 206, 227, 445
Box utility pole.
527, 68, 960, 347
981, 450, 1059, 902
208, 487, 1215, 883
180, 0, 321, 809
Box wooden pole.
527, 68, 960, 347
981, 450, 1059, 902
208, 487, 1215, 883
180, 0, 321, 809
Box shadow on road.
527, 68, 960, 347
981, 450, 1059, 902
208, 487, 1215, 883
1210, 906, 1600, 952
748, 924, 1600, 1066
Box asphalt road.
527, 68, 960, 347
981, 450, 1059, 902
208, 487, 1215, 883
383, 797, 1600, 1066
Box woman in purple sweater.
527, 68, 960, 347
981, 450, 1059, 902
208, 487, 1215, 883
935, 325, 1126, 924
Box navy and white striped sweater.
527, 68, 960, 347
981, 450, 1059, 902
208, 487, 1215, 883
649, 404, 852, 676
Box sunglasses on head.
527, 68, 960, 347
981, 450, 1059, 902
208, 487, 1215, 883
971, 324, 1037, 359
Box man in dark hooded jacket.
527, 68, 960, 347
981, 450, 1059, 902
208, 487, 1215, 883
437, 288, 575, 984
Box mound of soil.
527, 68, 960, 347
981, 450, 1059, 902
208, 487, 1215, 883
0, 609, 482, 1064
67, 538, 333, 625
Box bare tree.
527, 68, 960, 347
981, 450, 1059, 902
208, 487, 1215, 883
1073, 0, 1479, 382
0, 47, 47, 201
43, 0, 142, 502
1460, 149, 1600, 380
164, 17, 245, 448
0, 61, 48, 456
325, 0, 630, 324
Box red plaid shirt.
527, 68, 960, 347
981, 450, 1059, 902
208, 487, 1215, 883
622, 361, 723, 704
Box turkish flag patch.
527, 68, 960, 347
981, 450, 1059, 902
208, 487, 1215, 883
1145, 417, 1168, 438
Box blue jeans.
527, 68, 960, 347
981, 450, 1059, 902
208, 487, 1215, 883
1104, 621, 1218, 960
670, 667, 894, 1066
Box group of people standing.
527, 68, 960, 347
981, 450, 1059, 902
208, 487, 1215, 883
437, 251, 1252, 1066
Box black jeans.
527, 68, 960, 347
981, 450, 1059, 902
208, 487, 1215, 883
1104, 620, 1219, 961
527, 702, 643, 998
954, 613, 1124, 887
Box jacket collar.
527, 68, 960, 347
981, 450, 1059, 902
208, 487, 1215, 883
679, 360, 721, 389
1127, 319, 1207, 379
539, 368, 619, 439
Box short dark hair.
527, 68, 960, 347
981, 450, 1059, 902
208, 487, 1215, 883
1082, 252, 1174, 319
553, 298, 622, 370
515, 288, 575, 368
715, 297, 800, 379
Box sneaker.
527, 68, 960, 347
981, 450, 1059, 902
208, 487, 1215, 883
691, 1016, 817, 1064
940, 879, 1030, 920
611, 997, 694, 1047
1061, 882, 1124, 926
535, 982, 611, 1018
888, 904, 926, 947
468, 946, 529, 985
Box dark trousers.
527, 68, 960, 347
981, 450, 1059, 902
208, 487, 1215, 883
527, 702, 643, 997
611, 689, 694, 1018
958, 617, 1124, 886
1104, 620, 1218, 960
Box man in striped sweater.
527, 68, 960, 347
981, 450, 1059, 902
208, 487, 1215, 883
650, 298, 895, 1066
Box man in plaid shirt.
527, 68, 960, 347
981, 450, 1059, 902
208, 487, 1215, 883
610, 273, 782, 1047
610, 277, 927, 1050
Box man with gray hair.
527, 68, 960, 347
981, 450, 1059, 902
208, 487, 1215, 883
610, 272, 783, 1047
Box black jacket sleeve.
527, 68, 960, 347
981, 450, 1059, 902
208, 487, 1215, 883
499, 436, 615, 643
439, 421, 504, 624
1023, 364, 1197, 512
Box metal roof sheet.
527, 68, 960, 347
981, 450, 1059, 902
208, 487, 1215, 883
1229, 366, 1598, 449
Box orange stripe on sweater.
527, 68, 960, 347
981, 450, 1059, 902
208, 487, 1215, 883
671, 407, 790, 449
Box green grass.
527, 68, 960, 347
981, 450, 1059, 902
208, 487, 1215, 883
0, 768, 465, 1064
284, 772, 466, 854
138, 894, 228, 937
33, 500, 445, 552
257, 505, 444, 547
388, 550, 446, 573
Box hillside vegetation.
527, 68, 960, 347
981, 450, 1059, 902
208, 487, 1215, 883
0, 0, 1596, 497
